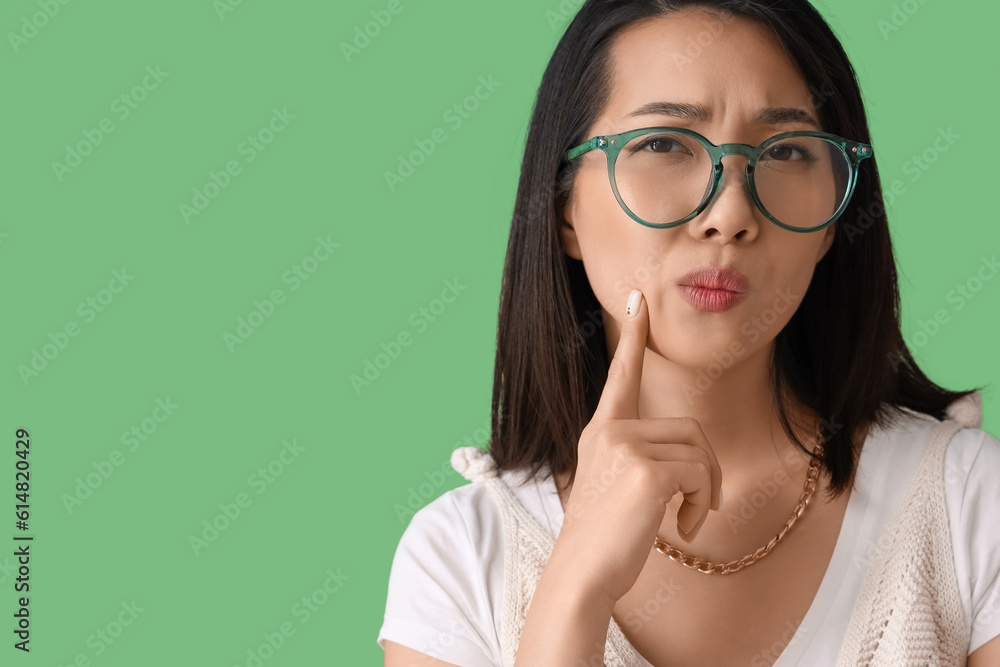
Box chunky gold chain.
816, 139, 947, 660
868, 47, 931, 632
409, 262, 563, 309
651, 446, 823, 575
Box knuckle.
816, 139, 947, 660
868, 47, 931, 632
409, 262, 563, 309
630, 461, 657, 490
589, 422, 611, 445
678, 416, 700, 431
611, 447, 631, 474
618, 439, 640, 458
692, 460, 711, 479
582, 422, 613, 453
694, 447, 711, 467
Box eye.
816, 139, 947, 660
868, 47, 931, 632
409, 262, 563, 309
763, 142, 815, 162
631, 135, 692, 155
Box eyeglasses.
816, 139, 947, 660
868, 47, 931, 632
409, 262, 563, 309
566, 127, 873, 233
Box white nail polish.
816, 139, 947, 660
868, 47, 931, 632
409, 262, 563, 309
626, 289, 641, 318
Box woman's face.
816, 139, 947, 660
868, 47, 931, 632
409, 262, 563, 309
562, 9, 837, 368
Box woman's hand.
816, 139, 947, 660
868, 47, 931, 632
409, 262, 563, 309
554, 288, 723, 606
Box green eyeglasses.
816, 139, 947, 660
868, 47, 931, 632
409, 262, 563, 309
566, 127, 873, 232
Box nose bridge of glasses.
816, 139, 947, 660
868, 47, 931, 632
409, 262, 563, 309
710, 143, 756, 188
715, 142, 756, 164
703, 143, 758, 213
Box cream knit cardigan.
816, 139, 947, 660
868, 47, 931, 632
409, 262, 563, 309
450, 393, 983, 667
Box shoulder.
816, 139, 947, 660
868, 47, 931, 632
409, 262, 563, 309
853, 406, 950, 489
858, 404, 1000, 652
862, 402, 992, 465
865, 403, 998, 507
378, 479, 505, 664
395, 478, 503, 572
399, 459, 560, 550
378, 460, 558, 664
942, 426, 1000, 654
870, 401, 998, 483
942, 424, 1000, 495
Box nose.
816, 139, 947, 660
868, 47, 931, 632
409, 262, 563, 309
686, 154, 761, 243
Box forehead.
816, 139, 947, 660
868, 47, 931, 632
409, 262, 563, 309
603, 9, 818, 132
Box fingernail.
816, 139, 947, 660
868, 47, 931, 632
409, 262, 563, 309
626, 289, 641, 319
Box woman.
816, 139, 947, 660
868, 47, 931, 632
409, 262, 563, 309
379, 1, 1000, 665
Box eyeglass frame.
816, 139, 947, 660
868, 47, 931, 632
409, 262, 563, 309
565, 126, 874, 233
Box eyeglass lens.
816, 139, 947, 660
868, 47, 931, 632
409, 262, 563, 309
613, 132, 851, 229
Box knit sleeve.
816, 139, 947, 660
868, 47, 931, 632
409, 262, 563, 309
377, 487, 503, 667
945, 427, 1000, 655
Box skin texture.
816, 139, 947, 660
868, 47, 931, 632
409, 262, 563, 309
385, 8, 999, 666
560, 9, 837, 481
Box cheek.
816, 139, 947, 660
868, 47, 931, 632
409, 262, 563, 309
577, 235, 637, 319
571, 168, 665, 314
740, 247, 825, 341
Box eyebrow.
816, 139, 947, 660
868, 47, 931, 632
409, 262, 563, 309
625, 101, 820, 129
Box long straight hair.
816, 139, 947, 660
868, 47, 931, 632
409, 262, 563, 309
488, 0, 983, 500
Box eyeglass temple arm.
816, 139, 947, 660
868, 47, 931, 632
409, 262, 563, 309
566, 138, 602, 161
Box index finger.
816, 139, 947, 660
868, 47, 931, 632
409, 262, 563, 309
594, 288, 648, 421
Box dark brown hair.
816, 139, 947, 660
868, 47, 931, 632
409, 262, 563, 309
488, 0, 983, 500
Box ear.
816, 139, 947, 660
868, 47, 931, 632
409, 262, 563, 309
816, 221, 837, 263
560, 192, 584, 261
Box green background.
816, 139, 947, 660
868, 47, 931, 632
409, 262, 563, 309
0, 0, 997, 664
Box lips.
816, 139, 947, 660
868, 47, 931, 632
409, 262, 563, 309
677, 266, 749, 313
677, 266, 750, 293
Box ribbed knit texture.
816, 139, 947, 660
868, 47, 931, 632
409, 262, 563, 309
450, 394, 981, 666
450, 446, 645, 666
833, 392, 980, 666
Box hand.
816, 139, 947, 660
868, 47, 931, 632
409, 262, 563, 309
553, 288, 723, 606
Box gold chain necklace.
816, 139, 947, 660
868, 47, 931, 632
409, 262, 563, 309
652, 444, 823, 575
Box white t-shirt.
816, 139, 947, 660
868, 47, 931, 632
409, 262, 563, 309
377, 407, 1000, 666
